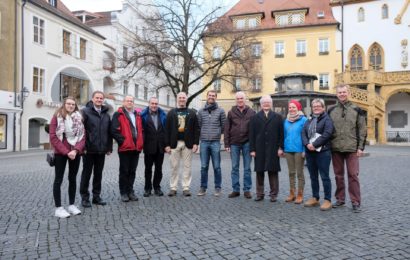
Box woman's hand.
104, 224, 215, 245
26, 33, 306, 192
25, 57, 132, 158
67, 150, 77, 160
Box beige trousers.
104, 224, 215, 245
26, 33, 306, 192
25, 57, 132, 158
169, 140, 193, 191
285, 152, 305, 190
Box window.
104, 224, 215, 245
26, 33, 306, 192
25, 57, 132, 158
123, 80, 129, 95
369, 44, 382, 70
252, 43, 262, 58
277, 15, 289, 26
213, 79, 221, 92
234, 78, 241, 91
156, 89, 159, 98
63, 30, 71, 55
290, 13, 303, 24
33, 67, 45, 93
252, 78, 262, 92
212, 46, 221, 60
236, 19, 245, 29
33, 16, 45, 45
233, 44, 241, 58
166, 92, 170, 106
350, 45, 363, 71
135, 84, 139, 98
49, 0, 57, 7
123, 46, 128, 61
358, 7, 365, 22
80, 38, 87, 60
276, 12, 305, 26
60, 74, 89, 105
248, 18, 257, 28
319, 38, 329, 54
319, 74, 329, 89
275, 41, 284, 57
296, 40, 306, 56
144, 86, 148, 100
382, 4, 388, 19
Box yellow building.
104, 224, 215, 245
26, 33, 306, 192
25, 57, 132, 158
203, 0, 342, 112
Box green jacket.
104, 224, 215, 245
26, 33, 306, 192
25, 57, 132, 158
328, 101, 367, 152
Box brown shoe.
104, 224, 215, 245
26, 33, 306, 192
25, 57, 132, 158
320, 200, 332, 211
244, 191, 252, 199
228, 191, 240, 198
270, 197, 277, 202
285, 189, 295, 202
304, 197, 319, 207
182, 190, 192, 197
294, 189, 304, 204
254, 196, 263, 201
168, 190, 177, 197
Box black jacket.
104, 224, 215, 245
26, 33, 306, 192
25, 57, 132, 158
82, 101, 113, 153
302, 112, 334, 153
165, 108, 199, 149
141, 107, 167, 154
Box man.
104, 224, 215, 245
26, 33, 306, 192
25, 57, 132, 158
197, 90, 226, 197
111, 95, 144, 202
224, 91, 255, 199
141, 97, 167, 197
80, 91, 112, 208
329, 84, 367, 213
165, 92, 199, 197
249, 95, 284, 202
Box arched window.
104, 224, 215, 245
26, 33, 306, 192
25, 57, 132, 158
358, 7, 365, 22
382, 4, 388, 19
350, 45, 364, 71
369, 43, 383, 70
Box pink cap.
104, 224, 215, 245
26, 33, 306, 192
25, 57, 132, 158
288, 100, 302, 111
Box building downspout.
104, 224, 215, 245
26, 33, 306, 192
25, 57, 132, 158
13, 0, 19, 151
341, 0, 344, 72
19, 0, 27, 151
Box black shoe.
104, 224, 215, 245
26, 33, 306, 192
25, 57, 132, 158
92, 197, 107, 206
352, 204, 361, 213
182, 190, 192, 197
143, 190, 151, 197
128, 193, 139, 201
121, 194, 129, 202
82, 200, 92, 208
332, 201, 345, 208
254, 196, 264, 201
154, 189, 164, 196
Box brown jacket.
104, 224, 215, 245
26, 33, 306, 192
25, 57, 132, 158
224, 105, 256, 148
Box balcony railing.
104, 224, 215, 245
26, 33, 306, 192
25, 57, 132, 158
386, 131, 410, 143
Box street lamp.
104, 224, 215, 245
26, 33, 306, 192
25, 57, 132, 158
20, 86, 30, 109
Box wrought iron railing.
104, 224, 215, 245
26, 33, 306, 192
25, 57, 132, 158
386, 131, 410, 143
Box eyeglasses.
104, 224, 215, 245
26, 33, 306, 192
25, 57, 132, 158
66, 103, 76, 106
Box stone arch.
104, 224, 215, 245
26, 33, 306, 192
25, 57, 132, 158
348, 44, 365, 71
384, 89, 410, 143
367, 42, 384, 71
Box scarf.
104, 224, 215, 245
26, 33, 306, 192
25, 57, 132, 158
308, 114, 320, 139
204, 102, 217, 113
287, 111, 304, 123
56, 111, 84, 146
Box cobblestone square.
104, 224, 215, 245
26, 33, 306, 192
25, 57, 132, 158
0, 145, 409, 259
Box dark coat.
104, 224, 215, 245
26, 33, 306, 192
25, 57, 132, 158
302, 112, 334, 153
224, 105, 256, 147
140, 107, 167, 154
249, 110, 284, 172
165, 108, 199, 149
82, 101, 112, 153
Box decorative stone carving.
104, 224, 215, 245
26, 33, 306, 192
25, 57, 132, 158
401, 39, 408, 68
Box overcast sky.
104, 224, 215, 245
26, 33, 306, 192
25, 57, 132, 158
62, 0, 240, 12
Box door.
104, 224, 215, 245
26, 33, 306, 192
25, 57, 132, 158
29, 119, 41, 148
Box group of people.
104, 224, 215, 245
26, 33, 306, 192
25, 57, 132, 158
49, 84, 366, 218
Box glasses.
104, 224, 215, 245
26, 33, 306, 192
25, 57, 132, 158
66, 103, 76, 106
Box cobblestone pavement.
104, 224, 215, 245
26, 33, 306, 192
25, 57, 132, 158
0, 145, 409, 259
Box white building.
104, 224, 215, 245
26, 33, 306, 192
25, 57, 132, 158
21, 0, 107, 150
331, 0, 410, 144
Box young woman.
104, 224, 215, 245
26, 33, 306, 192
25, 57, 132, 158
283, 100, 307, 204
49, 97, 85, 218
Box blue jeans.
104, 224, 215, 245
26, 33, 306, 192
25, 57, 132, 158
306, 150, 332, 201
200, 140, 222, 189
230, 142, 252, 192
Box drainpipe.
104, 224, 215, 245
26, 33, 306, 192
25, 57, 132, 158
19, 0, 27, 151
341, 0, 344, 72
13, 0, 19, 151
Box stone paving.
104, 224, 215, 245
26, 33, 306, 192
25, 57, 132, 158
0, 145, 410, 259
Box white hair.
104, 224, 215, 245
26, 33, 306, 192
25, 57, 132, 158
260, 95, 272, 104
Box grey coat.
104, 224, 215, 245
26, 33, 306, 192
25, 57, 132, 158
198, 103, 226, 141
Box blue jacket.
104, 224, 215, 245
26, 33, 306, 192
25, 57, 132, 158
284, 115, 307, 153
140, 106, 167, 129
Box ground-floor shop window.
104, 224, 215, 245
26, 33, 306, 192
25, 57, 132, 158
60, 74, 89, 105
0, 114, 7, 149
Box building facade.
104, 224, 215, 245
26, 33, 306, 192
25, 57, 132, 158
331, 0, 410, 144
203, 0, 342, 112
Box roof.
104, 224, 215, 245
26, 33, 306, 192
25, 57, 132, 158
330, 0, 375, 6
209, 0, 338, 33
28, 0, 105, 39
83, 11, 114, 27
275, 73, 318, 81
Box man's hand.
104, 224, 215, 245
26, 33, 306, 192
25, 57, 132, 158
278, 148, 284, 157
250, 151, 256, 157
192, 144, 198, 153
225, 147, 230, 153
165, 146, 171, 154
357, 149, 364, 157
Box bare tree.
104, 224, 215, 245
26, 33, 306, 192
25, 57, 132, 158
122, 0, 260, 106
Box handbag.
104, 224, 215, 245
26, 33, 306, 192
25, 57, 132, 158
46, 152, 55, 167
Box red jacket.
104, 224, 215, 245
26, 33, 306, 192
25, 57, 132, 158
49, 115, 86, 155
111, 107, 143, 152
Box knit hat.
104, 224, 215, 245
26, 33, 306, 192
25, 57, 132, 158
288, 100, 302, 111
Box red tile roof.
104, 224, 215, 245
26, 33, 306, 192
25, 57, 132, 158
84, 12, 113, 27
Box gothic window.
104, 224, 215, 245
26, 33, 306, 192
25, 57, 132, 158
350, 45, 364, 71
358, 7, 365, 22
369, 43, 383, 70
382, 4, 388, 19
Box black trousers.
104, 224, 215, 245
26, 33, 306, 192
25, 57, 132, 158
53, 154, 81, 207
256, 171, 279, 198
119, 151, 140, 195
80, 153, 106, 200
144, 152, 164, 191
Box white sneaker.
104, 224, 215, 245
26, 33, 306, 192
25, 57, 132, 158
67, 205, 81, 216
55, 207, 70, 218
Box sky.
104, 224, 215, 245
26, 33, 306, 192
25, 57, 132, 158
62, 0, 240, 12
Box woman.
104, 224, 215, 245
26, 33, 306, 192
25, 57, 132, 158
283, 100, 307, 204
49, 97, 85, 218
302, 99, 334, 211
